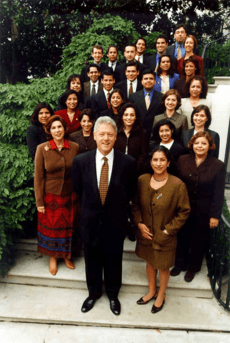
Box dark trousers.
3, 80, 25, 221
83, 241, 124, 299
175, 215, 210, 273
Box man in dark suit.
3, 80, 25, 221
105, 45, 120, 82
135, 37, 149, 65
116, 43, 147, 83
129, 69, 163, 143
115, 61, 143, 100
84, 64, 103, 98
71, 116, 136, 315
81, 44, 107, 83
147, 35, 168, 70
91, 69, 115, 119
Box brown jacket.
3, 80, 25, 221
132, 174, 190, 251
34, 140, 79, 207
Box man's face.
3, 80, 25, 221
124, 46, 136, 62
94, 123, 117, 156
174, 27, 187, 44
107, 47, 118, 62
125, 66, 139, 82
91, 48, 103, 64
156, 38, 168, 55
136, 39, 146, 55
101, 75, 115, 91
87, 67, 100, 83
141, 73, 156, 92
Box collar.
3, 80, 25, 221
175, 42, 183, 49
90, 80, 99, 86
103, 88, 113, 97
127, 78, 137, 85
164, 111, 179, 121
50, 139, 69, 150
108, 61, 117, 67
143, 88, 154, 96
96, 148, 114, 161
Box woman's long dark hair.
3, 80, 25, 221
156, 55, 175, 77
152, 119, 177, 143
59, 90, 79, 109
117, 103, 142, 131
31, 102, 54, 126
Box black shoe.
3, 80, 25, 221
151, 294, 166, 314
81, 296, 98, 313
170, 266, 182, 277
137, 291, 158, 305
184, 271, 195, 283
110, 298, 121, 315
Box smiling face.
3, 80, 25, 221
101, 75, 115, 92
141, 73, 156, 92
110, 92, 123, 108
193, 110, 208, 129
160, 56, 171, 73
65, 93, 78, 111
184, 37, 194, 53
174, 26, 187, 44
50, 120, 65, 142
107, 47, 118, 62
94, 123, 117, 155
136, 39, 146, 55
189, 79, 202, 98
80, 114, 93, 134
91, 48, 103, 64
122, 107, 136, 129
165, 94, 177, 111
159, 124, 173, 144
38, 108, 51, 126
193, 136, 209, 158
125, 65, 139, 81
124, 46, 136, 62
156, 38, 168, 55
70, 78, 81, 92
151, 151, 169, 175
87, 67, 100, 83
184, 61, 196, 77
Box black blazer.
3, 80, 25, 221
91, 90, 108, 119
181, 128, 220, 158
166, 44, 200, 59
115, 79, 143, 100
129, 90, 163, 143
71, 150, 136, 247
104, 61, 120, 82
81, 62, 108, 83
178, 154, 225, 221
69, 129, 96, 154
116, 61, 147, 83
26, 125, 47, 160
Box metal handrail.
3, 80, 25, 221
201, 32, 230, 58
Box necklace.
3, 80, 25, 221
152, 175, 168, 182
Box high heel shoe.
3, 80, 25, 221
151, 294, 166, 313
137, 291, 158, 305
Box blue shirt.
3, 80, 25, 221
174, 42, 185, 59
143, 88, 154, 103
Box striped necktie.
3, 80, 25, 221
99, 157, 108, 205
145, 93, 150, 109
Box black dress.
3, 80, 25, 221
26, 125, 47, 160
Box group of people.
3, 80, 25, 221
26, 23, 226, 316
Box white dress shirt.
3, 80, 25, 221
103, 88, 114, 99
127, 79, 138, 97
160, 140, 174, 150
135, 55, 143, 64
108, 61, 117, 71
96, 148, 114, 187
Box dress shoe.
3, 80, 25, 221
170, 266, 182, 277
184, 271, 195, 283
49, 257, 57, 275
137, 291, 158, 305
64, 258, 75, 269
110, 298, 121, 315
81, 297, 97, 313
151, 294, 166, 314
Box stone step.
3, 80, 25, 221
1, 322, 230, 343
0, 250, 212, 299
208, 84, 218, 93
0, 283, 229, 332
214, 76, 230, 85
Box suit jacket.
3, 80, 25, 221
177, 154, 225, 221
181, 128, 220, 158
84, 81, 103, 98
71, 149, 136, 247
34, 140, 79, 207
129, 90, 163, 143
104, 61, 120, 82
90, 90, 108, 119
166, 44, 200, 59
26, 125, 47, 160
115, 79, 143, 100
81, 61, 108, 83
69, 129, 96, 154
154, 73, 180, 93
146, 53, 178, 72
116, 61, 147, 83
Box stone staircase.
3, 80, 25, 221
0, 237, 229, 334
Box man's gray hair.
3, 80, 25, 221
93, 116, 117, 133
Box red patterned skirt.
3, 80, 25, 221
37, 192, 78, 259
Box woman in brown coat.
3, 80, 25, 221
132, 146, 190, 313
34, 115, 79, 275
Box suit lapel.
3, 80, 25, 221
89, 151, 101, 203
